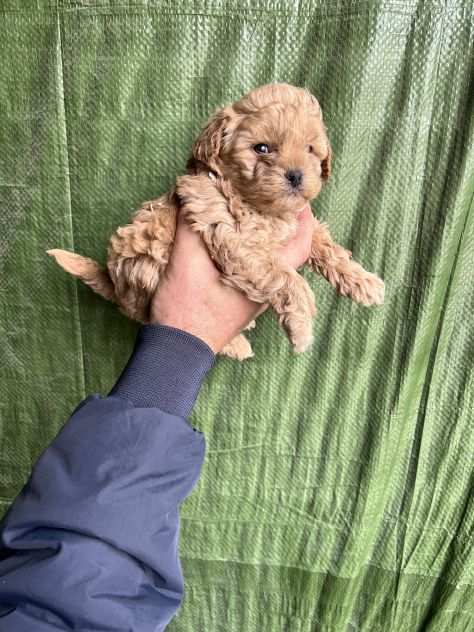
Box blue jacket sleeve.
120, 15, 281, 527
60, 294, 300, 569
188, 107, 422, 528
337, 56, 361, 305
0, 325, 215, 631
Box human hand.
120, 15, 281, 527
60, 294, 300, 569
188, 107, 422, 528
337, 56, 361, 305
150, 206, 314, 352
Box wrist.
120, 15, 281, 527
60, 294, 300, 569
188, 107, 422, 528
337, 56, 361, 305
151, 315, 222, 353
151, 300, 261, 353
109, 324, 215, 416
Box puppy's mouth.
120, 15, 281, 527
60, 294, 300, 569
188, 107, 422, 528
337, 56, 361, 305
285, 183, 309, 206
288, 190, 309, 214
284, 191, 309, 214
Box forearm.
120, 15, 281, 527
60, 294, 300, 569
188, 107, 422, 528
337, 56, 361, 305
0, 325, 215, 630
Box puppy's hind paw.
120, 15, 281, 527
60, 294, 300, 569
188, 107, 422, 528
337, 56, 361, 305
220, 334, 254, 361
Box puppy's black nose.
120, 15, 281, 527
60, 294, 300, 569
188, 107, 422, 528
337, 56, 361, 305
286, 169, 303, 188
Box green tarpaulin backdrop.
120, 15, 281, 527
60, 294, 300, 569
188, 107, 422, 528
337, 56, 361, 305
0, 1, 473, 630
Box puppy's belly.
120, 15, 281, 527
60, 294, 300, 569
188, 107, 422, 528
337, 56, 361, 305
107, 191, 178, 323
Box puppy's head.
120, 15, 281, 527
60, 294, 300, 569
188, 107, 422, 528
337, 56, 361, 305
192, 83, 331, 216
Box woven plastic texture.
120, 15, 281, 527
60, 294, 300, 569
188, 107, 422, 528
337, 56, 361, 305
1, 1, 473, 630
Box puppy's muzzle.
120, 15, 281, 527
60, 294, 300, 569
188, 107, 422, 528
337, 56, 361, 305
286, 169, 303, 189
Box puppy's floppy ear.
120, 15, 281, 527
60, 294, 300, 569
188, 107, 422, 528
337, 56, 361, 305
192, 106, 235, 176
321, 137, 332, 181
305, 90, 332, 181
317, 102, 332, 181
306, 90, 332, 181
307, 92, 322, 116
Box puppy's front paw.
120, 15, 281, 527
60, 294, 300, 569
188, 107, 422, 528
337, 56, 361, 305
289, 321, 314, 353
357, 273, 385, 306
293, 332, 314, 354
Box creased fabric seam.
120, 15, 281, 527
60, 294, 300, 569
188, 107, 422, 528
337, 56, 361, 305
55, 9, 87, 400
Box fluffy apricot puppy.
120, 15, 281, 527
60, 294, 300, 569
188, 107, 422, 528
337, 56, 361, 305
48, 83, 384, 360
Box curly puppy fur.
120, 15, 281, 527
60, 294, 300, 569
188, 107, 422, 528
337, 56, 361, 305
48, 83, 384, 360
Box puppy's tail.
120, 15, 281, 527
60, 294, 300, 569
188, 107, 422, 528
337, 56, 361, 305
47, 249, 116, 303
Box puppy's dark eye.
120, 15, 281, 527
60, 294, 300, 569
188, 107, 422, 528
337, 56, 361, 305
254, 143, 270, 154
307, 145, 314, 153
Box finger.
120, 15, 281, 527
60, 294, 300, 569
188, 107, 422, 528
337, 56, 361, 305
173, 209, 209, 255
169, 211, 220, 281
295, 205, 314, 232
280, 206, 314, 268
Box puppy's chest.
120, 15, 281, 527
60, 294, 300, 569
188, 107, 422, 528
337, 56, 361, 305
233, 213, 298, 249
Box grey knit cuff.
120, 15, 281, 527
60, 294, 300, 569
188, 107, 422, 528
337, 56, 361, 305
109, 324, 215, 417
